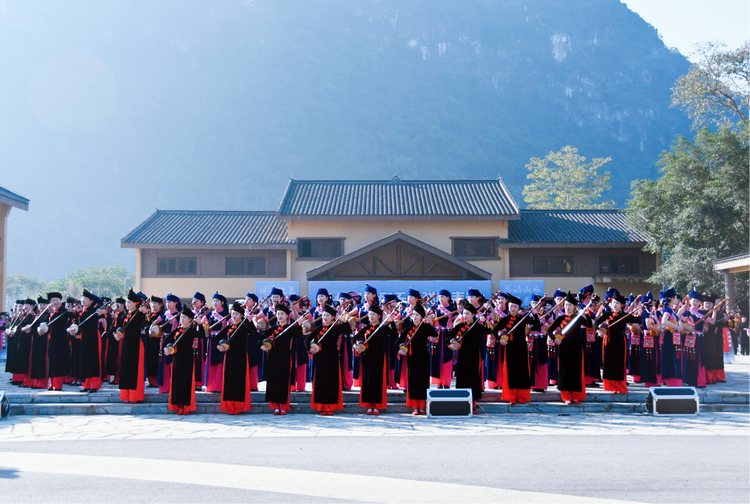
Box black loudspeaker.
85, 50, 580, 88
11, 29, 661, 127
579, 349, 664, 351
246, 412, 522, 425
647, 387, 699, 416
0, 391, 9, 418
426, 388, 473, 417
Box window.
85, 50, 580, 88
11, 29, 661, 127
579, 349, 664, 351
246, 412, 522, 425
157, 257, 196, 275
225, 257, 266, 276
452, 238, 498, 258
533, 256, 573, 275
297, 239, 343, 259
600, 256, 639, 275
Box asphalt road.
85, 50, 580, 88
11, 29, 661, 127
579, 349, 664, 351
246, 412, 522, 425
1, 434, 748, 503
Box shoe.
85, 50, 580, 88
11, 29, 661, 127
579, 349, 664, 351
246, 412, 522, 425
122, 400, 130, 403
588, 382, 600, 388
572, 400, 581, 404
177, 409, 183, 415
564, 400, 572, 405
472, 410, 478, 415
47, 386, 54, 391
327, 411, 334, 416
372, 409, 380, 416
80, 388, 89, 392
280, 410, 287, 415
273, 409, 280, 415
419, 409, 426, 415
366, 409, 373, 415
412, 409, 419, 415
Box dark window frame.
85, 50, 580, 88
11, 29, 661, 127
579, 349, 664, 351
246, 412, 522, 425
599, 255, 640, 275
157, 257, 198, 276
296, 238, 344, 260
532, 255, 575, 276
451, 237, 499, 260
225, 256, 267, 276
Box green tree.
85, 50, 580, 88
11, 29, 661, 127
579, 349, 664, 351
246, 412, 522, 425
522, 146, 615, 209
47, 265, 135, 300
626, 125, 749, 299
672, 41, 749, 130
5, 273, 49, 308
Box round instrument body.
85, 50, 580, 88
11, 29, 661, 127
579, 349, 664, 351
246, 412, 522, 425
149, 325, 162, 338
354, 342, 366, 353
309, 343, 320, 354
68, 323, 79, 335
260, 339, 273, 351
38, 322, 49, 335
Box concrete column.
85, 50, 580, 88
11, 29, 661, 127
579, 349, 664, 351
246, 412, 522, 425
724, 270, 735, 309
0, 203, 11, 313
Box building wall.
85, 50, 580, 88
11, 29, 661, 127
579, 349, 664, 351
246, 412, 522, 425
287, 219, 509, 294
509, 247, 656, 277
137, 248, 291, 300
509, 247, 658, 297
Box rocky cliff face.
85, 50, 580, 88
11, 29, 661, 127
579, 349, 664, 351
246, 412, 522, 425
0, 0, 692, 278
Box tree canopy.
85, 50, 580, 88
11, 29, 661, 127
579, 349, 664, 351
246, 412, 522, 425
4, 266, 134, 309
672, 41, 749, 130
522, 146, 615, 209
626, 125, 749, 299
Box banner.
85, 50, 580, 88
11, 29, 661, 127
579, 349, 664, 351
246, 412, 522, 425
255, 281, 299, 299
307, 280, 492, 302
499, 280, 544, 307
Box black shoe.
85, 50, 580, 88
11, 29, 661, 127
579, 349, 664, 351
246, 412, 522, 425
80, 388, 90, 392
588, 382, 600, 388
10, 381, 23, 385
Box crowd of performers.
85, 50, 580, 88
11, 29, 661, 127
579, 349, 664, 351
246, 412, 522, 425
2, 284, 746, 416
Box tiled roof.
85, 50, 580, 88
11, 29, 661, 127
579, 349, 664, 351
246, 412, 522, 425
121, 210, 294, 248
0, 185, 29, 210
713, 252, 750, 271
278, 178, 520, 219
504, 210, 648, 244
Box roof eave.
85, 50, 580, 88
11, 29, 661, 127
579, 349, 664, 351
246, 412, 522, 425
0, 194, 29, 211
282, 214, 520, 221
121, 241, 296, 250
501, 242, 647, 249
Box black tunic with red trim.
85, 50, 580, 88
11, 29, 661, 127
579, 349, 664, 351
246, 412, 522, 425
165, 325, 200, 407
305, 323, 351, 404
450, 322, 490, 401
355, 322, 395, 405
28, 311, 50, 380
73, 306, 103, 380
118, 310, 146, 391
545, 313, 592, 392
7, 314, 34, 374
220, 321, 252, 403
47, 307, 72, 378
262, 323, 300, 405
395, 323, 436, 402
596, 310, 641, 381
493, 313, 531, 390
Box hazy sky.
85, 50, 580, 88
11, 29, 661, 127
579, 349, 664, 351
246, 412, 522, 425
623, 0, 749, 60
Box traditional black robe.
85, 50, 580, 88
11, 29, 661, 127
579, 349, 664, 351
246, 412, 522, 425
306, 323, 351, 405
165, 325, 200, 407
220, 321, 252, 403
118, 310, 146, 391
262, 323, 300, 406
72, 307, 103, 380
46, 307, 72, 378
396, 323, 435, 402
355, 322, 395, 406
493, 314, 531, 391
597, 310, 641, 382
104, 311, 124, 376
546, 313, 592, 392
8, 314, 34, 374
3, 314, 26, 374
450, 322, 490, 402
146, 311, 162, 379
28, 311, 49, 380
